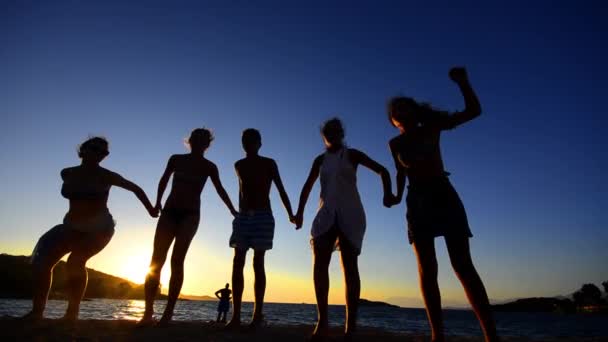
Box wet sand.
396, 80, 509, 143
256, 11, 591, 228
0, 317, 605, 342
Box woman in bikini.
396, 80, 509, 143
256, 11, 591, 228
139, 128, 238, 326
24, 136, 157, 321
293, 118, 393, 340
386, 67, 498, 342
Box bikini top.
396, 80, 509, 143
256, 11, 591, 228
61, 181, 110, 200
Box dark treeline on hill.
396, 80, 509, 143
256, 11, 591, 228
493, 282, 608, 314
0, 254, 166, 300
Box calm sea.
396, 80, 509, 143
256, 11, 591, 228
0, 299, 606, 338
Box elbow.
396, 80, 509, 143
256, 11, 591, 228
472, 105, 482, 117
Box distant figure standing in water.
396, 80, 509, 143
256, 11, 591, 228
215, 283, 232, 323
139, 128, 238, 326
23, 137, 157, 322
293, 118, 393, 340
386, 67, 498, 342
225, 128, 295, 330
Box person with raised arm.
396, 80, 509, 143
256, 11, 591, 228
23, 136, 157, 322
386, 67, 498, 342
293, 118, 392, 341
138, 128, 237, 326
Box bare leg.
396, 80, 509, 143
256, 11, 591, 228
25, 226, 72, 320
63, 229, 113, 321
250, 250, 266, 326
226, 248, 246, 328
413, 238, 444, 342
140, 215, 175, 324
312, 235, 333, 338
63, 255, 88, 321
159, 215, 198, 324
339, 238, 360, 337
445, 236, 498, 342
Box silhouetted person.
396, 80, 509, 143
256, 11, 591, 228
215, 283, 232, 323
292, 118, 392, 340
386, 67, 498, 342
23, 137, 157, 322
138, 128, 238, 326
225, 128, 295, 330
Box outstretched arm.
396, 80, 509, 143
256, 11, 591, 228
293, 155, 323, 229
209, 164, 238, 217
155, 156, 176, 210
438, 67, 482, 130
107, 171, 158, 217
350, 149, 394, 207
271, 160, 295, 221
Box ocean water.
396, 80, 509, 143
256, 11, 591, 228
0, 299, 606, 338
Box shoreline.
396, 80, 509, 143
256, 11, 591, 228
1, 318, 606, 342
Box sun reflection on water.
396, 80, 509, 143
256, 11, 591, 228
112, 299, 146, 321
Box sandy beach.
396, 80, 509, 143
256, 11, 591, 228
1, 318, 606, 342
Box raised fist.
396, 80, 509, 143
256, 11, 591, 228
449, 67, 469, 84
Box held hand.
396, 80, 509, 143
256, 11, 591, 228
449, 67, 469, 84
292, 213, 304, 230
148, 205, 160, 218
383, 193, 395, 208
230, 208, 239, 218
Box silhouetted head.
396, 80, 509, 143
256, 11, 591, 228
387, 96, 421, 132
186, 128, 214, 154
78, 136, 109, 164
387, 96, 442, 133
320, 118, 345, 150
225, 283, 229, 289
242, 128, 262, 154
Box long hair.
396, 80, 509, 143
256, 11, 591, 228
387, 96, 446, 127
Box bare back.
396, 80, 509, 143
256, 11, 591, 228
235, 156, 275, 212
164, 154, 214, 211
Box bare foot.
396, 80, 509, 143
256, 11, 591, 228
308, 322, 328, 341
136, 316, 156, 328
59, 313, 78, 323
156, 315, 172, 327
224, 318, 241, 330
20, 311, 43, 322
247, 314, 266, 330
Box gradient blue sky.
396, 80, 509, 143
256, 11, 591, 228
1, 1, 606, 307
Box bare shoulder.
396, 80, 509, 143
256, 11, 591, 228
60, 166, 77, 179
313, 154, 324, 168
99, 166, 122, 182
204, 158, 219, 173
347, 148, 367, 165
261, 156, 277, 167
389, 134, 404, 147
234, 158, 245, 170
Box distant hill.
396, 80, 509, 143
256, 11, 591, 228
179, 294, 215, 301
0, 254, 166, 300
492, 297, 575, 313
359, 298, 400, 308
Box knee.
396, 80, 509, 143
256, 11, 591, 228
451, 258, 475, 278
418, 260, 438, 281
233, 253, 246, 270
170, 259, 185, 275
314, 257, 331, 272
253, 254, 265, 272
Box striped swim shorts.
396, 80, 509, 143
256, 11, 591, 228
230, 211, 275, 251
